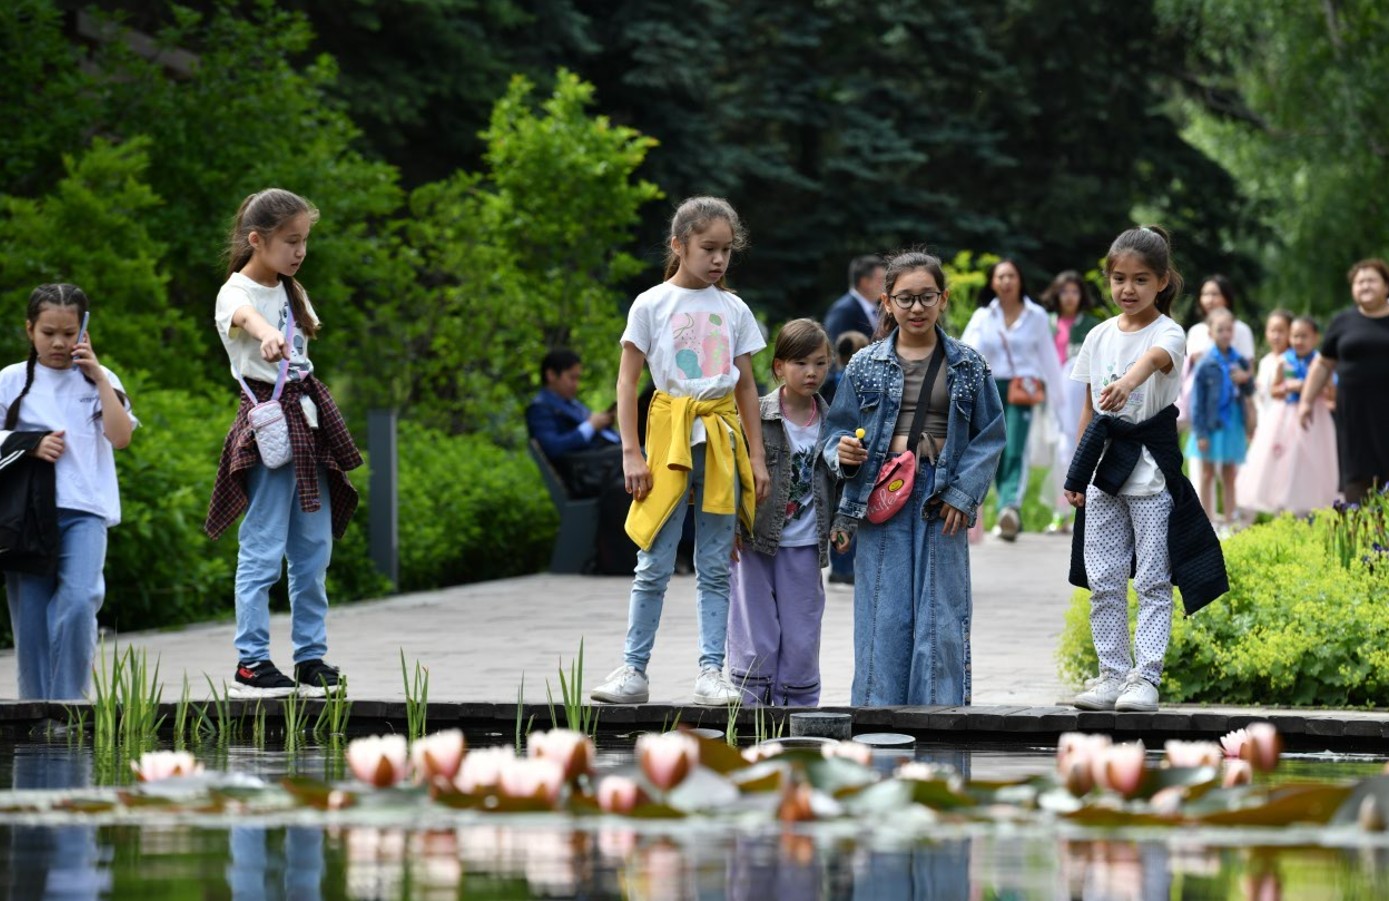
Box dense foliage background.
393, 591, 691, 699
2, 0, 1383, 644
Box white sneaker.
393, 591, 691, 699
590, 664, 649, 704
1073, 672, 1126, 710
1115, 672, 1159, 712
998, 507, 1021, 542
692, 666, 741, 706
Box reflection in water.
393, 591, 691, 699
1, 741, 1389, 898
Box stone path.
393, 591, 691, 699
0, 531, 1076, 705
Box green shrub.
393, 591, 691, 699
395, 422, 557, 591
1057, 512, 1389, 706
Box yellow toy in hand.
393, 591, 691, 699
855, 428, 866, 440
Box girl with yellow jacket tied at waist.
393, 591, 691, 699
590, 196, 770, 708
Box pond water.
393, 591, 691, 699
1, 735, 1388, 899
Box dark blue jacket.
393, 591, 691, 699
824, 292, 877, 344
525, 388, 617, 461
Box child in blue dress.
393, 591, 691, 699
1185, 307, 1253, 526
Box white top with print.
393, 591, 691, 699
215, 272, 321, 426
778, 412, 820, 547
621, 282, 765, 444
0, 362, 137, 525
1069, 314, 1186, 496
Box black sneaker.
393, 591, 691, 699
294, 659, 343, 698
230, 660, 298, 698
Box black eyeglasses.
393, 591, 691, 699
889, 291, 943, 311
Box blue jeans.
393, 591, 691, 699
229, 827, 324, 901
234, 464, 332, 665
624, 445, 739, 671
5, 509, 107, 700
852, 462, 973, 706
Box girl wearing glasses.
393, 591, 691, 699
822, 249, 1006, 706
960, 260, 1066, 541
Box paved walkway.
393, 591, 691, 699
0, 532, 1076, 706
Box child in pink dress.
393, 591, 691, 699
1238, 316, 1338, 515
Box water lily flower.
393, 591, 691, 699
130, 750, 204, 782
596, 775, 648, 815
821, 741, 872, 766
777, 781, 816, 822
1056, 733, 1111, 788
742, 742, 785, 763
410, 729, 466, 783
1222, 759, 1252, 788
636, 732, 699, 792
1062, 758, 1094, 796
1092, 742, 1146, 796
455, 746, 516, 795
346, 735, 409, 788
497, 756, 566, 807
1162, 740, 1222, 769
528, 729, 595, 782
1242, 723, 1282, 772
895, 761, 957, 782
1220, 728, 1250, 759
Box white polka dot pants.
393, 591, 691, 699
1083, 486, 1174, 685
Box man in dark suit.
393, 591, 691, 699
823, 255, 885, 344
525, 348, 621, 498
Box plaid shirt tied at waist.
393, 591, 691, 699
205, 376, 363, 540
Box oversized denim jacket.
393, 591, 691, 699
742, 390, 836, 567
821, 326, 1006, 534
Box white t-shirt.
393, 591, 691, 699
778, 412, 820, 547
1070, 314, 1186, 495
215, 272, 321, 427
0, 362, 137, 525
620, 282, 765, 444
1187, 319, 1255, 362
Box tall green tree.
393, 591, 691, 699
1161, 0, 1389, 314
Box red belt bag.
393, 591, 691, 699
866, 339, 946, 524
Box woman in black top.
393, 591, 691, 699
1300, 258, 1389, 502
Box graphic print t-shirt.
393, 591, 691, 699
1069, 314, 1186, 495
621, 283, 765, 444
778, 412, 819, 547
215, 272, 321, 426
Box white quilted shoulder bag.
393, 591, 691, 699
236, 304, 296, 470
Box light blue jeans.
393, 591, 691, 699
624, 445, 739, 671
229, 827, 324, 900
234, 464, 332, 665
5, 509, 107, 700
852, 462, 974, 706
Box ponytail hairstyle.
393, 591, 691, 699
5, 283, 126, 430
1104, 225, 1184, 316
662, 196, 748, 288
224, 188, 320, 339
875, 248, 948, 340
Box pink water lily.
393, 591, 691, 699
1093, 741, 1146, 796
1242, 723, 1282, 772
346, 735, 409, 788
1163, 740, 1222, 769
498, 756, 566, 807
131, 750, 204, 782
743, 742, 785, 763
455, 746, 515, 794
1056, 732, 1111, 794
1220, 728, 1250, 759
821, 741, 872, 766
528, 729, 595, 782
636, 732, 699, 792
596, 775, 648, 814
1062, 758, 1094, 796
410, 729, 466, 783
1222, 758, 1252, 788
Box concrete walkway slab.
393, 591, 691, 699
0, 531, 1076, 705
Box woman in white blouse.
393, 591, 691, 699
961, 259, 1065, 540
1187, 274, 1257, 362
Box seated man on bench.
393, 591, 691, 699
526, 348, 622, 497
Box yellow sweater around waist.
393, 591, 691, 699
625, 391, 755, 551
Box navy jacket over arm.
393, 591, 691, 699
525, 388, 609, 460
1064, 405, 1228, 615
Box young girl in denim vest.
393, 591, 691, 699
1, 284, 135, 700
590, 196, 769, 707
205, 189, 363, 699
1066, 226, 1227, 713
823, 250, 1006, 706
727, 318, 835, 706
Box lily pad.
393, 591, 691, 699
1198, 784, 1352, 827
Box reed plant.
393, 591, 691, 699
313, 676, 352, 741
89, 642, 165, 751
203, 676, 236, 741
282, 690, 306, 752
401, 650, 429, 740
514, 674, 535, 754
544, 638, 599, 738
172, 675, 193, 749
753, 704, 786, 744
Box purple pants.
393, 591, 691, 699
727, 545, 825, 706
